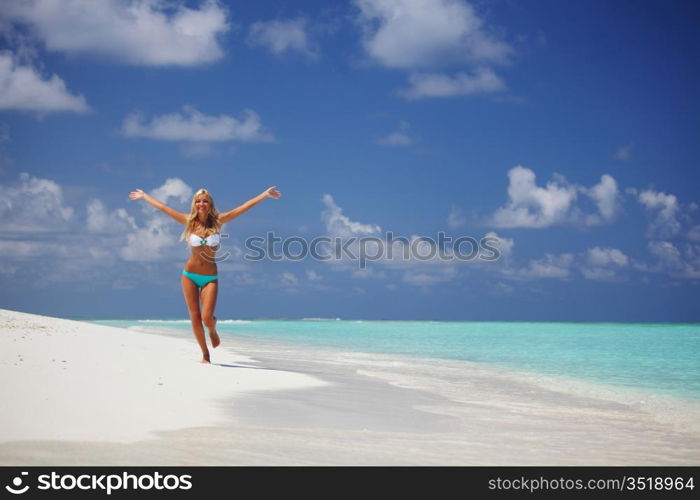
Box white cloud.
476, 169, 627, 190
484, 231, 513, 259
119, 216, 181, 262
85, 179, 191, 263
281, 272, 299, 285
0, 172, 74, 232
0, 174, 206, 288
319, 194, 384, 275
648, 240, 682, 267
247, 18, 316, 59
613, 144, 633, 161
637, 189, 681, 239
354, 0, 511, 101
376, 130, 412, 146
376, 121, 412, 146
86, 199, 137, 234
581, 247, 628, 281
586, 246, 629, 267
122, 106, 274, 143
397, 68, 506, 100
352, 268, 386, 279
678, 245, 700, 279
403, 266, 457, 285
585, 174, 620, 225
319, 195, 508, 286
355, 0, 511, 69
579, 268, 618, 281
688, 225, 700, 242
315, 193, 695, 286
0, 51, 89, 113
489, 166, 620, 228
500, 246, 631, 282
0, 240, 65, 260
1, 0, 230, 67
639, 240, 700, 279
321, 194, 382, 238
490, 166, 579, 228
447, 204, 466, 229
0, 123, 12, 172
517, 253, 575, 279
493, 281, 515, 295
120, 178, 194, 262
501, 241, 697, 283
0, 174, 125, 285
306, 270, 323, 281
150, 177, 193, 207
87, 177, 194, 263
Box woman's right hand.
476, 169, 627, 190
263, 186, 282, 199
129, 189, 145, 200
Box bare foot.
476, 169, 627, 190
210, 316, 220, 348
200, 352, 211, 364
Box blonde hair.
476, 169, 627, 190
180, 188, 222, 241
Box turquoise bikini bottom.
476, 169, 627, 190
182, 270, 218, 289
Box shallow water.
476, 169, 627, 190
88, 319, 700, 401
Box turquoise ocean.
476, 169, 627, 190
86, 319, 700, 401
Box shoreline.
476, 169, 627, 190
0, 308, 326, 444
132, 322, 700, 432
91, 317, 700, 403
68, 315, 700, 325
1, 308, 699, 465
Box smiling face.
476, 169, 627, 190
191, 189, 215, 220
182, 189, 221, 241
194, 195, 210, 215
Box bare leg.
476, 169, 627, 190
201, 280, 220, 348
181, 274, 210, 363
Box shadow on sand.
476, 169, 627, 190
212, 362, 283, 372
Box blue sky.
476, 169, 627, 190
1, 0, 699, 321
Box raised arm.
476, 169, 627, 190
219, 186, 281, 224
128, 189, 187, 224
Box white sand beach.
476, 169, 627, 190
1, 308, 699, 465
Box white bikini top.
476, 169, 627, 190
189, 233, 221, 247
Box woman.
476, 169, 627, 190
129, 186, 281, 363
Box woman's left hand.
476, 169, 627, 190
264, 186, 282, 199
